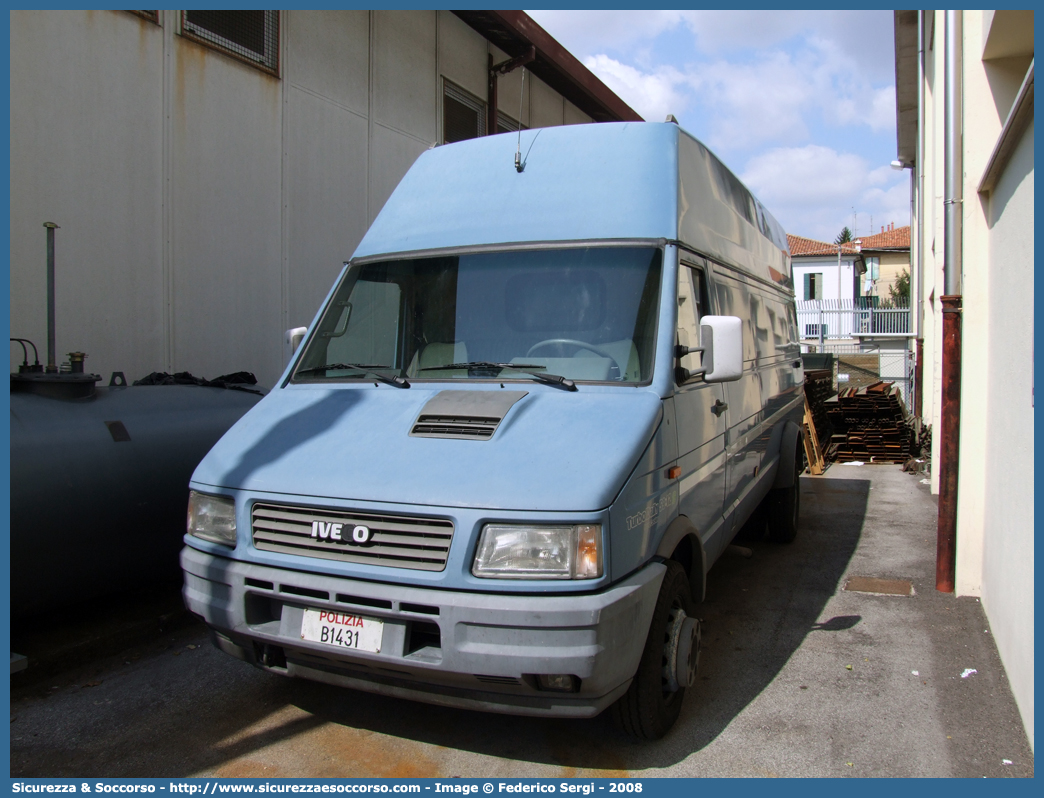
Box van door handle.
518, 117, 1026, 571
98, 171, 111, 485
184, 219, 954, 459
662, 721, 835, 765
711, 399, 727, 416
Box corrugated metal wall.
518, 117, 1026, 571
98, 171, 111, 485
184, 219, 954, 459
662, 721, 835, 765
9, 10, 593, 388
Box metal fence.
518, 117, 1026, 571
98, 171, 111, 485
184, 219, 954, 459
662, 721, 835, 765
796, 299, 911, 341
801, 343, 917, 411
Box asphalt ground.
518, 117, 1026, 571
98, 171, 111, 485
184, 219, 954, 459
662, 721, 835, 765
9, 465, 1034, 777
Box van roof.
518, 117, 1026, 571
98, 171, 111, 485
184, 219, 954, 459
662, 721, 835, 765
355, 122, 792, 290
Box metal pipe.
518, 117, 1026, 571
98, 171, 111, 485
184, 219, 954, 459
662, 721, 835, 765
915, 337, 924, 418
936, 10, 962, 593
487, 46, 536, 137
43, 222, 59, 373
914, 11, 925, 340
913, 11, 925, 419
943, 10, 963, 295
487, 52, 497, 136
937, 296, 961, 592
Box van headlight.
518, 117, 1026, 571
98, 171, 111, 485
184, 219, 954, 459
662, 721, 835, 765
472, 524, 602, 579
187, 491, 237, 547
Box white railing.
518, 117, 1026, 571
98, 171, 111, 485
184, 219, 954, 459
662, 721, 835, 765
796, 299, 911, 340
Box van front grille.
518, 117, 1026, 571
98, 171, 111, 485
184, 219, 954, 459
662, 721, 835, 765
251, 503, 454, 572
410, 414, 499, 439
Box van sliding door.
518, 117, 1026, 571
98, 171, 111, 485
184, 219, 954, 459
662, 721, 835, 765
673, 262, 728, 558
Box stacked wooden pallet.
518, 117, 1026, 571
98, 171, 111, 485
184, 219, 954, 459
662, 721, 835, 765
803, 369, 834, 442
823, 381, 913, 464
802, 369, 834, 474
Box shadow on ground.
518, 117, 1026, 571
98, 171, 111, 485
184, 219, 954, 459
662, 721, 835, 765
10, 477, 870, 776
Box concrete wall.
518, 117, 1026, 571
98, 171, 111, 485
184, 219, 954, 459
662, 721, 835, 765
907, 9, 1034, 749
10, 11, 167, 385
10, 10, 589, 388
870, 251, 910, 301
980, 116, 1034, 751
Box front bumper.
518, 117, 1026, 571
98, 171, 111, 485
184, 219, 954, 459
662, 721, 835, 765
181, 546, 664, 718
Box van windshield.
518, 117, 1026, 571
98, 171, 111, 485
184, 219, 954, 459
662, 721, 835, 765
293, 246, 662, 385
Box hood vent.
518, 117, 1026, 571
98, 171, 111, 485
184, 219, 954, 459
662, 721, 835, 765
410, 390, 528, 440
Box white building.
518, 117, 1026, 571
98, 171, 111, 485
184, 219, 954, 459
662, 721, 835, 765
787, 234, 865, 305
9, 10, 640, 388
894, 9, 1034, 748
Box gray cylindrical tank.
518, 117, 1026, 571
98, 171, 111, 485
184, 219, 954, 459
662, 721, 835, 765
10, 383, 263, 618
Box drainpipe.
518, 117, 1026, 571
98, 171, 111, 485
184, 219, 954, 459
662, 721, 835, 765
487, 46, 535, 136
937, 10, 962, 594
914, 11, 925, 418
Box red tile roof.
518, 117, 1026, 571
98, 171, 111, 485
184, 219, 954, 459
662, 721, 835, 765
786, 234, 860, 256
857, 225, 911, 250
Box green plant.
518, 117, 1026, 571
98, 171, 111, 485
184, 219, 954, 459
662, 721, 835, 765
889, 267, 911, 306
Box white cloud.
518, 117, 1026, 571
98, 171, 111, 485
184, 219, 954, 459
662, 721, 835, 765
681, 10, 815, 53
576, 39, 895, 156
525, 9, 902, 237
582, 55, 688, 123
869, 86, 898, 133
861, 180, 911, 235
684, 53, 814, 149
529, 9, 896, 83
743, 145, 867, 207
532, 9, 896, 152
741, 145, 909, 241
526, 10, 686, 57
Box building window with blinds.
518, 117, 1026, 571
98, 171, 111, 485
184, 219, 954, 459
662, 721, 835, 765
182, 10, 279, 75
804, 272, 823, 301
443, 81, 485, 144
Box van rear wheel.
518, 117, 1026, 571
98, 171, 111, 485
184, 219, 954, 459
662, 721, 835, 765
766, 446, 802, 543
611, 561, 694, 740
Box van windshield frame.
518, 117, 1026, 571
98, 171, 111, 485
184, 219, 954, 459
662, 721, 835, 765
291, 244, 663, 387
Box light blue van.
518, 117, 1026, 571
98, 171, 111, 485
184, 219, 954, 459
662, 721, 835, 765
181, 122, 805, 740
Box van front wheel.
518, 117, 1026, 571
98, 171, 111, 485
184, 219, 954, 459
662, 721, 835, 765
766, 446, 802, 543
611, 561, 694, 740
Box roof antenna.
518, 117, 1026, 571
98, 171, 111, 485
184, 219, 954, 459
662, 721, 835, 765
515, 67, 527, 172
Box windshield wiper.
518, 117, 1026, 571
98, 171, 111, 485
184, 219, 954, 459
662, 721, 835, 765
420, 361, 576, 391
296, 363, 409, 388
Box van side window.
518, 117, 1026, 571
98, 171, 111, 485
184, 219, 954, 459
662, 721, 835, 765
676, 265, 709, 380
325, 280, 402, 366
713, 275, 756, 363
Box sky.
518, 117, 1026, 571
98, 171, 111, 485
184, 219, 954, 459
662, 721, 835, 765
526, 10, 910, 244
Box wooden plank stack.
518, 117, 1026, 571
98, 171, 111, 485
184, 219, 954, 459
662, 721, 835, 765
823, 381, 913, 464
803, 397, 825, 475
803, 369, 834, 442
802, 369, 834, 475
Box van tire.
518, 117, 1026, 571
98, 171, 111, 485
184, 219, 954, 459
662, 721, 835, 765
611, 561, 693, 739
766, 446, 802, 543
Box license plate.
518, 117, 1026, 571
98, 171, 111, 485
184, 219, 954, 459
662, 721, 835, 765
300, 608, 384, 653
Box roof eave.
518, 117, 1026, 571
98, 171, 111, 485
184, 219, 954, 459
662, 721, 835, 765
894, 10, 919, 167
452, 10, 644, 123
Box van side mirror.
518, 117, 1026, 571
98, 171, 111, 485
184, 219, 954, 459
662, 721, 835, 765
674, 315, 743, 383
284, 327, 307, 367
701, 316, 743, 382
